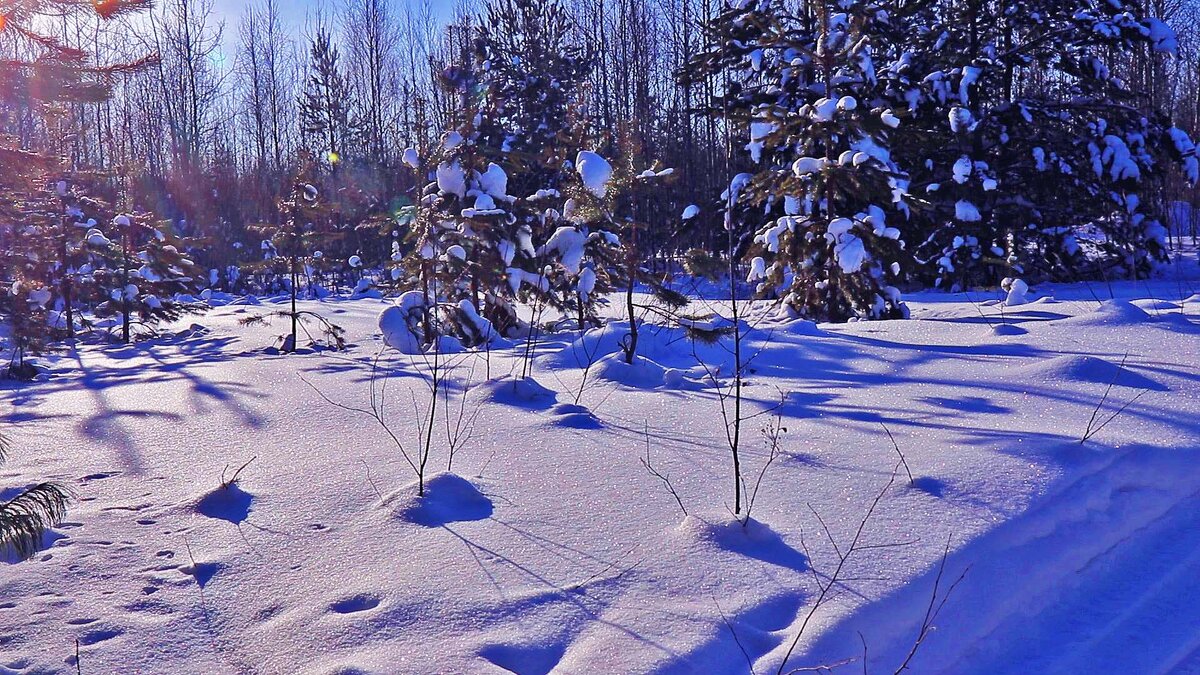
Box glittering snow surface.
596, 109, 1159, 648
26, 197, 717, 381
2, 262, 1199, 674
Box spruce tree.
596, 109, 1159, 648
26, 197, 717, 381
690, 0, 910, 322
398, 0, 594, 343
243, 156, 346, 352
299, 26, 357, 175
89, 213, 204, 343
0, 0, 153, 373
896, 0, 1198, 288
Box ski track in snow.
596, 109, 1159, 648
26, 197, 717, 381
0, 265, 1198, 674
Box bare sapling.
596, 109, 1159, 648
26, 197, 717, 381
220, 456, 257, 490
741, 401, 788, 526
640, 421, 688, 517
1080, 352, 1150, 444
441, 353, 483, 473
776, 464, 905, 674
303, 350, 426, 494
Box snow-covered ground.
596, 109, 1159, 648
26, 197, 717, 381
2, 262, 1199, 674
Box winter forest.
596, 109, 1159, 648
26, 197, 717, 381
1, 0, 1200, 672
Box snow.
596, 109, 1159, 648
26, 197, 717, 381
3, 260, 1200, 674
1003, 278, 1030, 306
575, 151, 612, 199
85, 229, 111, 247
792, 157, 826, 176
682, 204, 700, 220
378, 291, 426, 354
437, 161, 467, 198
478, 163, 509, 199
952, 156, 972, 183
812, 97, 839, 122
955, 199, 982, 222
577, 267, 597, 300
539, 226, 588, 274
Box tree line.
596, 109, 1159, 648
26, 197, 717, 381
1, 0, 1198, 372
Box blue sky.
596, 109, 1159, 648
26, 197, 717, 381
208, 0, 461, 66
211, 0, 459, 33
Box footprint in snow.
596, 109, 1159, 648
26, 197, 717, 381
77, 627, 123, 645
479, 642, 565, 675
329, 593, 381, 615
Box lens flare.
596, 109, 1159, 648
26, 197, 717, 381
327, 151, 341, 165
92, 0, 120, 19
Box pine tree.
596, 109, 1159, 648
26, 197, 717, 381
897, 0, 1198, 288
299, 26, 357, 175
0, 171, 57, 378
691, 0, 910, 323
88, 213, 204, 344
392, 0, 684, 351
243, 156, 346, 353
45, 173, 123, 340
0, 432, 70, 561
0, 0, 154, 373
397, 0, 593, 343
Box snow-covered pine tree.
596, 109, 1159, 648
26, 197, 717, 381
690, 0, 909, 322
46, 173, 122, 340
89, 212, 204, 344
473, 0, 683, 337
474, 0, 596, 334
0, 167, 57, 378
0, 0, 153, 374
896, 0, 1198, 288
396, 0, 598, 346
560, 139, 689, 361
243, 156, 346, 352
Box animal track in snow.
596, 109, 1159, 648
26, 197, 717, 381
328, 594, 381, 615
77, 627, 123, 645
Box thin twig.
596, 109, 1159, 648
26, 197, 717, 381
881, 424, 914, 485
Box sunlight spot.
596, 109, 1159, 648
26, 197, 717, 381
92, 0, 120, 19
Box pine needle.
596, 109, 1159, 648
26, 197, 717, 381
0, 482, 72, 560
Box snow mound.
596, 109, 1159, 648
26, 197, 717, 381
592, 353, 668, 389
384, 473, 493, 527
778, 318, 824, 336
541, 322, 677, 371
1131, 299, 1182, 314
1058, 300, 1152, 327
674, 515, 808, 572
480, 376, 558, 410
991, 323, 1028, 337
1014, 355, 1164, 391
548, 402, 602, 429
194, 484, 253, 524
